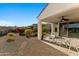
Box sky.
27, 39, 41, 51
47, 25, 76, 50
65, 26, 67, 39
0, 3, 46, 26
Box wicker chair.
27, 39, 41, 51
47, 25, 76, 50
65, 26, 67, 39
68, 38, 79, 53
43, 33, 56, 42
54, 37, 70, 47
54, 36, 64, 46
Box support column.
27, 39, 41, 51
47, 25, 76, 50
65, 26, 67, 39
67, 23, 69, 38
51, 23, 55, 34
57, 23, 60, 36
38, 20, 42, 40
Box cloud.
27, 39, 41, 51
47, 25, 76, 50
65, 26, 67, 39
0, 20, 15, 26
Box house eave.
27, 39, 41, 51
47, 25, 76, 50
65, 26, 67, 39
37, 3, 48, 19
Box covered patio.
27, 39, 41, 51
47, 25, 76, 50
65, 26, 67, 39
37, 3, 79, 53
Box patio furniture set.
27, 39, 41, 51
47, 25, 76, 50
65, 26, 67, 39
43, 33, 79, 53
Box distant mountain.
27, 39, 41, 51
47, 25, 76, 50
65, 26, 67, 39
0, 20, 15, 26
0, 26, 15, 31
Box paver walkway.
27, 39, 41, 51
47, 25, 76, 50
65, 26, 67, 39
0, 34, 67, 56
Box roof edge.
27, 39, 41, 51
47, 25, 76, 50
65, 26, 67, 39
37, 3, 49, 19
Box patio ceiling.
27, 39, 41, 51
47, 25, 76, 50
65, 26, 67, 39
42, 7, 79, 23
38, 3, 79, 23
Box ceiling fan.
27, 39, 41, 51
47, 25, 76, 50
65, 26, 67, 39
60, 16, 69, 22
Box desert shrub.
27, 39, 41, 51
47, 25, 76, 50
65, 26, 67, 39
7, 33, 15, 42
8, 29, 16, 33
24, 29, 33, 38
19, 29, 25, 36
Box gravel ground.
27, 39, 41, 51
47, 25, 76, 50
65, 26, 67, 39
0, 34, 27, 55
0, 34, 67, 56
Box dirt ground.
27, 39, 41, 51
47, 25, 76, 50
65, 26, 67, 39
0, 34, 67, 56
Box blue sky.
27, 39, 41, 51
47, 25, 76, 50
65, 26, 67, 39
0, 3, 46, 26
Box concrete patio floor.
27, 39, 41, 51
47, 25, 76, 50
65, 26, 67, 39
0, 34, 67, 56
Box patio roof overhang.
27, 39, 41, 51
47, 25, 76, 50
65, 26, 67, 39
38, 3, 79, 23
